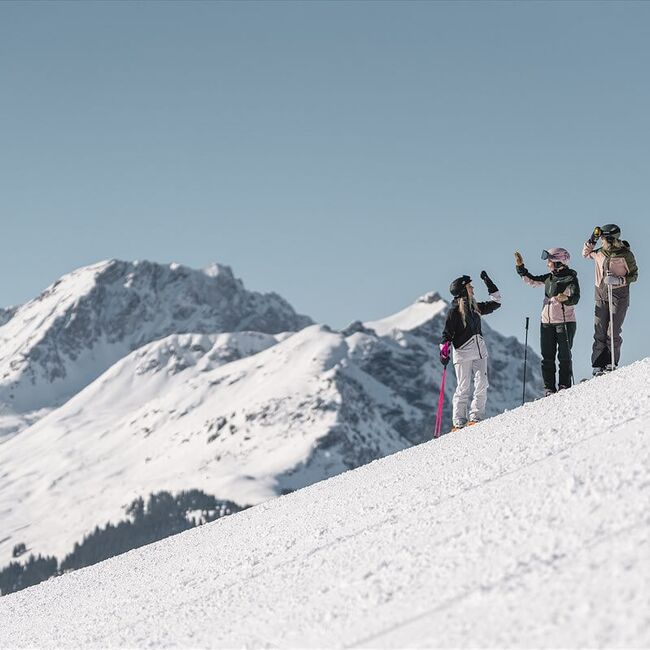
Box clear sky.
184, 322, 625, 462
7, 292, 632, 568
1, 0, 649, 380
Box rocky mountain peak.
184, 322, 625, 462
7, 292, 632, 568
416, 291, 444, 304
200, 262, 236, 280
0, 259, 312, 427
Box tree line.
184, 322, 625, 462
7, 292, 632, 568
0, 490, 245, 596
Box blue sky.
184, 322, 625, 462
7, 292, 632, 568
1, 0, 649, 379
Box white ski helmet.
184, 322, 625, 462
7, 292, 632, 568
541, 247, 570, 263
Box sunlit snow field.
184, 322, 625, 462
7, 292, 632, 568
1, 358, 648, 648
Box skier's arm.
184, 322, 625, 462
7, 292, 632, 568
440, 310, 455, 344
477, 271, 501, 314
515, 250, 546, 286
478, 300, 501, 315
623, 250, 639, 284
476, 271, 501, 314
479, 270, 498, 295
565, 275, 580, 306
517, 265, 547, 287
583, 227, 602, 259
582, 240, 596, 259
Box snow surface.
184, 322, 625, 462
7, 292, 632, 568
0, 325, 412, 564
1, 359, 648, 648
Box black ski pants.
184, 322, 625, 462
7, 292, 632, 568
540, 321, 576, 390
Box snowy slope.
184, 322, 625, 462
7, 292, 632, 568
0, 325, 412, 564
0, 291, 542, 567
0, 260, 311, 437
0, 359, 648, 648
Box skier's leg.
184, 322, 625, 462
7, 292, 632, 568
469, 357, 489, 422
452, 359, 472, 427
557, 322, 576, 387
610, 289, 630, 366
540, 324, 557, 391
591, 299, 610, 369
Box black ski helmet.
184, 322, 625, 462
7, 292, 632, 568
601, 223, 621, 242
450, 275, 472, 298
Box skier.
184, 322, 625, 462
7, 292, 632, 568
583, 224, 638, 374
439, 272, 501, 431
514, 248, 580, 396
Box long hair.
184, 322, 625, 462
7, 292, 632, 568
458, 295, 481, 328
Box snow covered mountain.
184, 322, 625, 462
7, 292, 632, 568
0, 260, 312, 436
0, 282, 542, 568
1, 359, 648, 648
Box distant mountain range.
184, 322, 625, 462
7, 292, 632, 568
0, 260, 543, 568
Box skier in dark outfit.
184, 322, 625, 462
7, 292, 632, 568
514, 248, 580, 396
439, 271, 501, 430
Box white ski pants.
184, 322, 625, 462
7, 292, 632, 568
452, 357, 489, 426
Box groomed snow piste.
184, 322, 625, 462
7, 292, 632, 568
1, 359, 649, 648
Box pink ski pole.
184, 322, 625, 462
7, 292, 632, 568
434, 366, 447, 438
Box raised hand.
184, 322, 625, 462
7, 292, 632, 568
514, 251, 524, 266
589, 226, 602, 244
480, 270, 499, 294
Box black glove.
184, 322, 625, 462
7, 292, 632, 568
480, 270, 499, 294
589, 226, 602, 244
516, 265, 528, 277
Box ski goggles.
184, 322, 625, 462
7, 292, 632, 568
541, 251, 566, 269
541, 249, 569, 262
541, 250, 563, 261
600, 224, 620, 243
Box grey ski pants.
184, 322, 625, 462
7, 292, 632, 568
452, 357, 488, 427
591, 286, 629, 368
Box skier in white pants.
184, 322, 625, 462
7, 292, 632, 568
439, 272, 501, 431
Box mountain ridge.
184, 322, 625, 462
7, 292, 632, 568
0, 259, 312, 435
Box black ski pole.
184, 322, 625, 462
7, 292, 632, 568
561, 304, 575, 386
522, 316, 529, 405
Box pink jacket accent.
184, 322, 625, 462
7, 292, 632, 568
582, 241, 632, 288
521, 274, 577, 324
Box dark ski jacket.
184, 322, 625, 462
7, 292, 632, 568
440, 295, 501, 352
516, 265, 580, 324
